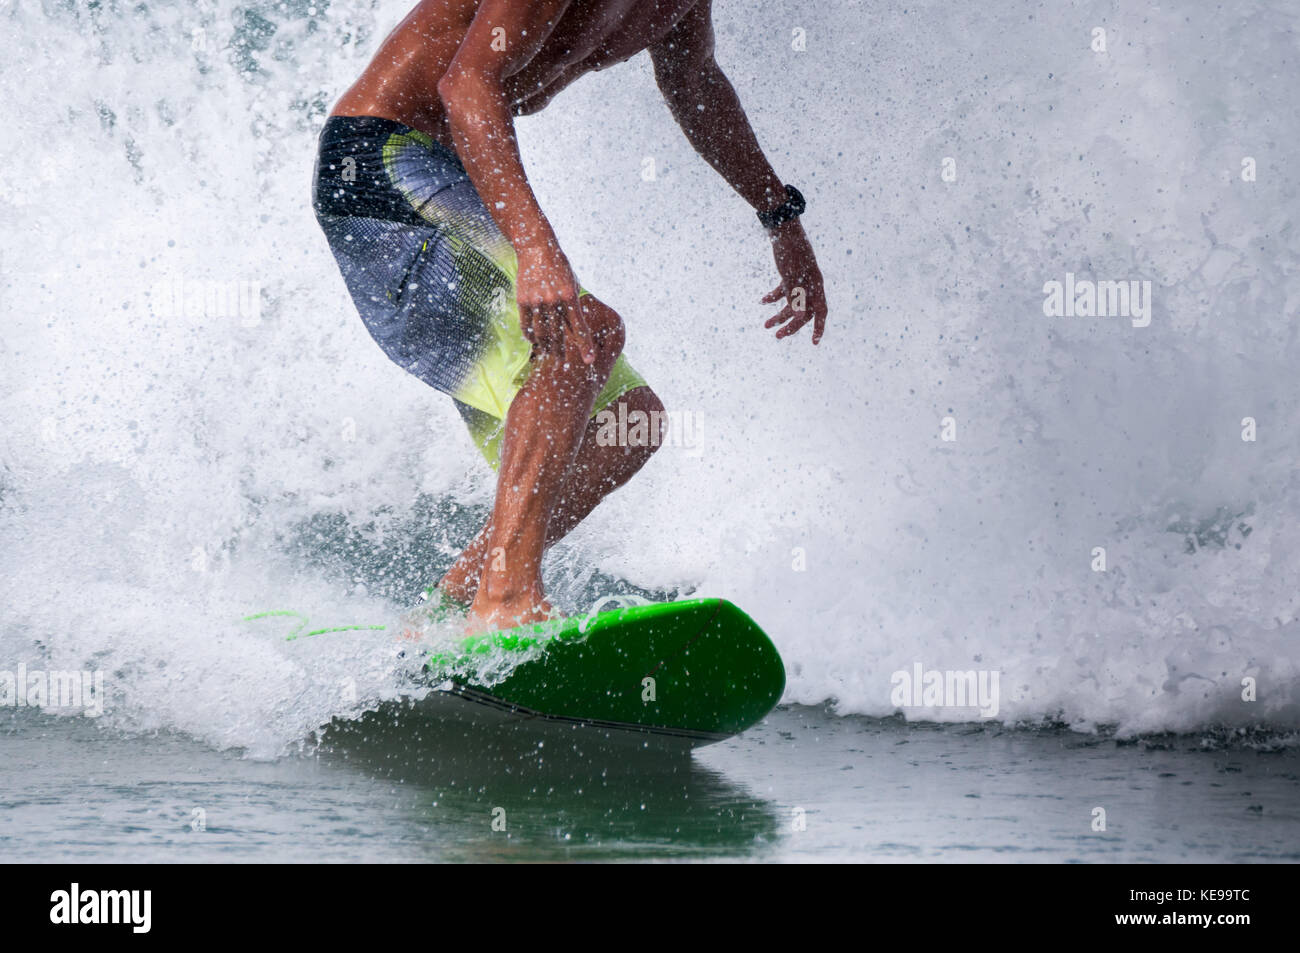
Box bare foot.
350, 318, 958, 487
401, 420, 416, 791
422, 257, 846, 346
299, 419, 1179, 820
437, 564, 480, 607
465, 593, 560, 634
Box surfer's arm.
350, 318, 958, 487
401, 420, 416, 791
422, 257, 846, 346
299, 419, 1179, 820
438, 0, 593, 360
649, 0, 788, 217
650, 1, 827, 343
439, 0, 569, 253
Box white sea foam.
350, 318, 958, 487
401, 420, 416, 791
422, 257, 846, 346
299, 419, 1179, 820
2, 0, 1297, 756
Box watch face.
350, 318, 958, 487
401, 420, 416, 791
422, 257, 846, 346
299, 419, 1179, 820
758, 186, 805, 227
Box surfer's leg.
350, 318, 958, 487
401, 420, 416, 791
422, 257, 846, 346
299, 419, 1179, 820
314, 119, 655, 619
546, 385, 665, 541
466, 297, 625, 629
438, 384, 663, 604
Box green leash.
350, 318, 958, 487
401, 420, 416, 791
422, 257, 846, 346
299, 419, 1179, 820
242, 586, 474, 641
241, 609, 387, 641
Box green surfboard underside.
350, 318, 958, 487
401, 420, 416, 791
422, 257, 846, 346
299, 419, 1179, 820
421, 598, 785, 743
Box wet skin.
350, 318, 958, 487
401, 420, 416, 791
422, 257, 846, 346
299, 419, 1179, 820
331, 0, 829, 630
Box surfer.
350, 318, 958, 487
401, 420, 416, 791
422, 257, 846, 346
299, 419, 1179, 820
313, 0, 828, 631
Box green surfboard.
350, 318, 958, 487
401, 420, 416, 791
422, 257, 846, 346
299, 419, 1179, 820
418, 598, 785, 748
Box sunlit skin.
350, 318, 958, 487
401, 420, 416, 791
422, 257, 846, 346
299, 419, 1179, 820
333, 0, 829, 632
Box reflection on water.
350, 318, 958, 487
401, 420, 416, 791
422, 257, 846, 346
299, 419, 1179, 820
5, 703, 1298, 862
316, 701, 781, 861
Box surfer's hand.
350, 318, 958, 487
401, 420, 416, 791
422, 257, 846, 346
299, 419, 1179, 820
516, 244, 595, 364
763, 221, 827, 344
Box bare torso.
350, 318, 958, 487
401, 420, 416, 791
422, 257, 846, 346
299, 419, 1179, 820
331, 0, 702, 145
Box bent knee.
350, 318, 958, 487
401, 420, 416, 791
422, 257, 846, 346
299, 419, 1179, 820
579, 296, 625, 369
613, 386, 667, 456
623, 385, 665, 422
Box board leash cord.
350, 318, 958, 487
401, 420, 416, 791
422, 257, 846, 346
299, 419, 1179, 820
240, 609, 387, 641
239, 590, 654, 642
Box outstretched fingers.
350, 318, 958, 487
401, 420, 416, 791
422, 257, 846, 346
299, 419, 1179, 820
774, 309, 814, 339
765, 303, 795, 330
763, 283, 827, 343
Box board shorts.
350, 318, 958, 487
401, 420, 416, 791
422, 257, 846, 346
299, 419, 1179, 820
312, 115, 647, 469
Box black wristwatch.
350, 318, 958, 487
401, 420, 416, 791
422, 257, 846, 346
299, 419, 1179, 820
756, 184, 806, 230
